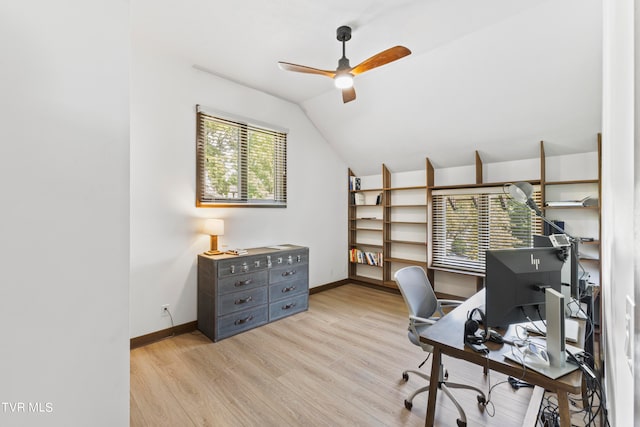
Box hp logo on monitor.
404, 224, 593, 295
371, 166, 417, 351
530, 254, 540, 270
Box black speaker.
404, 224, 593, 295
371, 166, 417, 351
464, 308, 488, 345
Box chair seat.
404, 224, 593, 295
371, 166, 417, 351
408, 323, 432, 350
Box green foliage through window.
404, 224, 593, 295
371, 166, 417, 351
432, 187, 542, 273
196, 110, 287, 207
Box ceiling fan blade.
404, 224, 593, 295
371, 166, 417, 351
350, 46, 411, 76
342, 87, 356, 103
278, 62, 336, 78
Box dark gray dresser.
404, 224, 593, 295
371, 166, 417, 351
197, 244, 309, 342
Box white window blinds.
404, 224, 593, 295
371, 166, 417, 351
196, 110, 287, 207
431, 186, 542, 273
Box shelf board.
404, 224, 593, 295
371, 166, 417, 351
386, 221, 427, 225
386, 185, 427, 191
384, 257, 427, 267
542, 205, 599, 210
350, 227, 383, 232
544, 179, 599, 185
352, 242, 384, 248
579, 240, 600, 245
385, 240, 426, 246
430, 180, 540, 190
351, 204, 384, 207
352, 217, 383, 221
350, 262, 383, 268
350, 188, 384, 193
389, 204, 426, 208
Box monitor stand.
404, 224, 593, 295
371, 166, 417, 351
504, 289, 579, 379
535, 289, 579, 379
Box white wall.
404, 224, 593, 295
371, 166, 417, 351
601, 0, 636, 424
129, 40, 348, 338
0, 2, 130, 426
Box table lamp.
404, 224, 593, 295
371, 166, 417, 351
203, 219, 224, 255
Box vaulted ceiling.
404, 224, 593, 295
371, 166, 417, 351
134, 0, 602, 175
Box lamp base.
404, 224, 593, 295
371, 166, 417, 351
204, 250, 223, 256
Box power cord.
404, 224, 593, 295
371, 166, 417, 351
480, 349, 529, 418
162, 307, 176, 340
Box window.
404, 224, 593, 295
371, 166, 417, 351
431, 186, 542, 273
196, 108, 287, 207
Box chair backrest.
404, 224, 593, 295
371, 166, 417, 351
394, 266, 440, 319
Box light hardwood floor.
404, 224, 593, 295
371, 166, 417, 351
130, 284, 536, 426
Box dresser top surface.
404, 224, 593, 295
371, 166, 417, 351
199, 244, 307, 260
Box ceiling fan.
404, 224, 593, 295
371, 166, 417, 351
278, 26, 411, 103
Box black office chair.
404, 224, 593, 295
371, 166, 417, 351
394, 266, 486, 427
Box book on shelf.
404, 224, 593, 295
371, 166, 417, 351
544, 196, 598, 207
375, 192, 384, 205
349, 176, 361, 191
354, 193, 366, 205
349, 248, 383, 266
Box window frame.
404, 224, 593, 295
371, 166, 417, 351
196, 107, 287, 208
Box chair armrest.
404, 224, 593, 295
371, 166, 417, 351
438, 299, 464, 307
410, 315, 437, 326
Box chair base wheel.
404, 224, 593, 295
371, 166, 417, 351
402, 372, 409, 382
456, 420, 466, 427
404, 400, 412, 410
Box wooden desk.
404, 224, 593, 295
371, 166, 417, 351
420, 289, 583, 427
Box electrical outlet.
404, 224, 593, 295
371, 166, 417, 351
161, 304, 170, 316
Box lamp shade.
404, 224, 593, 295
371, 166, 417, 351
507, 182, 534, 205
203, 219, 224, 236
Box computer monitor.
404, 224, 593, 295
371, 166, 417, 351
484, 247, 564, 328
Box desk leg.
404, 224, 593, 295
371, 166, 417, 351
557, 391, 571, 426
425, 348, 441, 427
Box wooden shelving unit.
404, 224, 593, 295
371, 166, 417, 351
348, 136, 602, 294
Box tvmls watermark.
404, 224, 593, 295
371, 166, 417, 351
2, 402, 53, 414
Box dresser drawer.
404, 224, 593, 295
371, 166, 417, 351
217, 305, 268, 339
269, 249, 308, 268
218, 255, 269, 278
269, 293, 308, 321
269, 278, 308, 302
217, 270, 268, 295
217, 286, 268, 316
269, 263, 308, 285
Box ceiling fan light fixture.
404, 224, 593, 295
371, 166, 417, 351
334, 73, 354, 89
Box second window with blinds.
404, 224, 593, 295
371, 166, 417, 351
431, 186, 542, 274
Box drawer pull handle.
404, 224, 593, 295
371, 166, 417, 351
234, 279, 252, 287
281, 286, 297, 293
235, 296, 253, 305
282, 270, 296, 277
234, 315, 254, 325
282, 303, 297, 310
